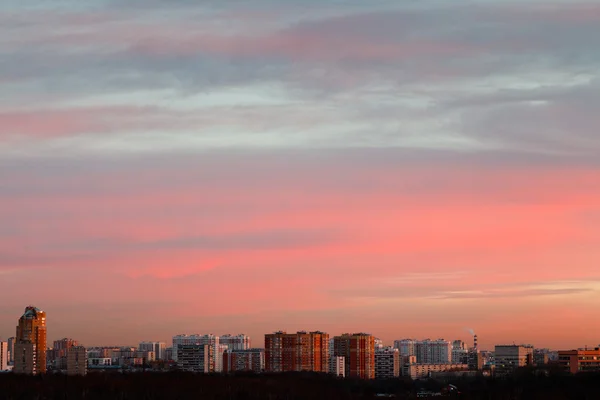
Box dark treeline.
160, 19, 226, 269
1, 370, 600, 400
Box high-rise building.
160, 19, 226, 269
333, 333, 375, 379
138, 342, 166, 360
172, 334, 219, 370
223, 348, 264, 373
177, 344, 213, 373
394, 339, 416, 358
264, 331, 329, 373
451, 340, 468, 364
52, 338, 78, 370
394, 339, 451, 364
329, 355, 345, 377
375, 347, 400, 378
494, 345, 534, 375
14, 306, 47, 374
67, 346, 87, 376
220, 334, 251, 351
0, 341, 8, 371
7, 337, 15, 365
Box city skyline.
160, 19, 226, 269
2, 0, 600, 350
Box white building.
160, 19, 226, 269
173, 335, 221, 370
451, 340, 468, 364
375, 347, 400, 378
394, 339, 417, 357
329, 355, 345, 377
177, 344, 212, 373
0, 341, 8, 371
138, 342, 166, 360
394, 339, 451, 364
219, 334, 251, 351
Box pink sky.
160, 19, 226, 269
1, 0, 600, 350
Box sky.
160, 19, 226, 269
1, 0, 599, 350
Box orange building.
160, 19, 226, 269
14, 306, 47, 374
264, 331, 329, 373
333, 333, 375, 379
559, 348, 600, 374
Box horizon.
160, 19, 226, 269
1, 0, 599, 350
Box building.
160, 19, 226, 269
51, 338, 78, 370
138, 342, 166, 360
329, 355, 345, 377
394, 339, 451, 364
375, 347, 400, 378
333, 333, 375, 379
172, 335, 219, 370
14, 306, 47, 374
394, 339, 416, 358
494, 345, 534, 375
451, 340, 468, 364
7, 337, 15, 365
264, 331, 329, 373
0, 341, 8, 371
533, 349, 550, 366
220, 334, 251, 351
403, 362, 470, 379
135, 351, 156, 362
558, 348, 600, 374
416, 340, 451, 364
223, 348, 264, 373
13, 342, 37, 374
177, 344, 213, 373
67, 346, 87, 376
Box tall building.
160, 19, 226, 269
394, 339, 451, 364
264, 331, 329, 373
138, 342, 166, 360
333, 333, 375, 379
14, 306, 47, 375
375, 347, 400, 379
172, 335, 219, 370
223, 348, 264, 373
177, 344, 212, 373
52, 338, 78, 370
329, 355, 345, 377
7, 337, 15, 365
0, 341, 8, 371
559, 348, 600, 374
494, 345, 534, 375
451, 340, 468, 364
394, 339, 416, 357
220, 334, 251, 350
67, 346, 87, 376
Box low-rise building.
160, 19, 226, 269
494, 345, 533, 375
558, 348, 600, 374
403, 363, 470, 379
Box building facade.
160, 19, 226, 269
558, 348, 600, 374
223, 348, 264, 373
14, 306, 47, 374
138, 342, 166, 360
375, 347, 400, 378
51, 338, 78, 370
451, 340, 468, 364
7, 337, 15, 365
172, 335, 220, 370
67, 346, 87, 376
0, 341, 7, 371
220, 335, 251, 351
329, 355, 345, 377
264, 331, 329, 373
394, 339, 451, 364
333, 333, 375, 379
177, 344, 212, 373
494, 345, 534, 375
394, 339, 416, 358
402, 362, 470, 379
